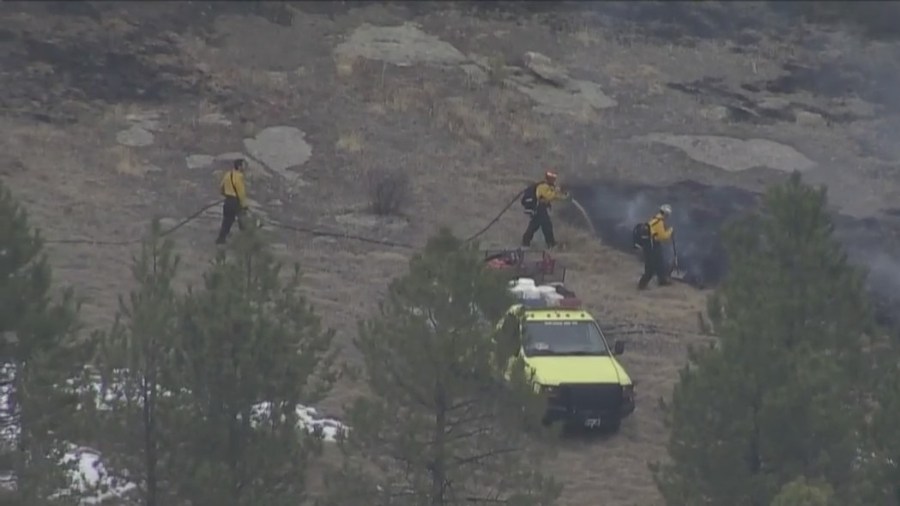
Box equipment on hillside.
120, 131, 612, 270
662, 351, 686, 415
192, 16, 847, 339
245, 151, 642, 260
632, 222, 651, 250
520, 182, 539, 212
507, 276, 582, 309
669, 233, 687, 282
484, 248, 566, 286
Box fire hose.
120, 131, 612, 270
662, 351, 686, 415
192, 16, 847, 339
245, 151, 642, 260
43, 189, 597, 250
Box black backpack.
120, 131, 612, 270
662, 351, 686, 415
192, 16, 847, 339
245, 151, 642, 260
520, 182, 539, 211
632, 222, 651, 247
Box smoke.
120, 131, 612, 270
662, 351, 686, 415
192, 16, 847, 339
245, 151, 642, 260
563, 179, 900, 326
565, 180, 759, 287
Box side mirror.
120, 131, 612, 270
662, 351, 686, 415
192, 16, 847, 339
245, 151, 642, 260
613, 340, 625, 356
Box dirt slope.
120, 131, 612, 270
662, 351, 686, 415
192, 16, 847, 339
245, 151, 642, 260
3, 2, 899, 504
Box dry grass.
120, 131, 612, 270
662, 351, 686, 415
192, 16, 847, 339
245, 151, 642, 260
382, 84, 431, 114
486, 52, 511, 85
432, 96, 494, 144
335, 131, 364, 153
108, 146, 158, 176
571, 27, 602, 47
364, 167, 413, 216
335, 54, 358, 78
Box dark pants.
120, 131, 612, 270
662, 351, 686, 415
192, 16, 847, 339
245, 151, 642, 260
638, 242, 669, 289
521, 206, 555, 248
216, 196, 244, 244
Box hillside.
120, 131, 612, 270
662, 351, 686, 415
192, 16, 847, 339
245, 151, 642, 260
3, 2, 900, 504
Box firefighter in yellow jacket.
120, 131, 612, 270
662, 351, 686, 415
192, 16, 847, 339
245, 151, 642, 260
637, 204, 674, 289
521, 170, 569, 249
215, 159, 249, 245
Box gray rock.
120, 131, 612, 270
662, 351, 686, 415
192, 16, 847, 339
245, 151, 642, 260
216, 152, 245, 161
243, 126, 312, 184
115, 126, 154, 147
125, 111, 163, 131
199, 113, 232, 126
639, 133, 817, 173
185, 154, 215, 170
158, 218, 179, 229
507, 72, 617, 116
522, 51, 571, 88
334, 23, 467, 67
700, 105, 732, 122
795, 110, 827, 127
757, 97, 791, 110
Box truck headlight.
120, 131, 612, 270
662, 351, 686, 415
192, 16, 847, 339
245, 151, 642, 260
622, 384, 634, 401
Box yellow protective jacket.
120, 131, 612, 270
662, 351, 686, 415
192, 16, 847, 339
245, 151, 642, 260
220, 170, 248, 208
648, 212, 672, 242
535, 182, 565, 205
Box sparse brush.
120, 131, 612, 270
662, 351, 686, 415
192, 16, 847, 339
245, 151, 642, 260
365, 168, 411, 216
487, 53, 509, 86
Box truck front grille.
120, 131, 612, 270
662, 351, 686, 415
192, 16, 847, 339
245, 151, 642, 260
556, 384, 622, 412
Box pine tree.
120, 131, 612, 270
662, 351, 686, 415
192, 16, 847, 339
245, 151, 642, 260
651, 172, 878, 505
322, 227, 561, 506
91, 221, 182, 506
166, 224, 338, 506
0, 179, 92, 504
864, 339, 900, 505
769, 477, 835, 506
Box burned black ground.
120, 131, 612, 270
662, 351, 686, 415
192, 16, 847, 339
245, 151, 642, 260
564, 180, 900, 327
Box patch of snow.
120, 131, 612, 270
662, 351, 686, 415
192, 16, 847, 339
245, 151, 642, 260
115, 126, 154, 147
638, 133, 817, 173
60, 445, 138, 505
251, 402, 347, 442
0, 364, 348, 504
334, 23, 467, 67
243, 126, 312, 185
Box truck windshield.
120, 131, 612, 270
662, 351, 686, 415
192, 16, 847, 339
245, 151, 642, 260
522, 321, 610, 357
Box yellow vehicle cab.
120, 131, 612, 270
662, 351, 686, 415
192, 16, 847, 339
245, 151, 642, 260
498, 282, 635, 432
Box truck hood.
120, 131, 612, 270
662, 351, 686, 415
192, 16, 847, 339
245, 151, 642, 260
525, 355, 632, 385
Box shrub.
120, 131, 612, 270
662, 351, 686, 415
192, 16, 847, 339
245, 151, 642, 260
365, 168, 411, 216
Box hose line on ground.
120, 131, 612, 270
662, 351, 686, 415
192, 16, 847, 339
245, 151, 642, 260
462, 190, 524, 243
41, 188, 592, 251
44, 201, 222, 246
41, 190, 524, 250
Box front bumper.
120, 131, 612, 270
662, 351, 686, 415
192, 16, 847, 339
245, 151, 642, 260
541, 383, 635, 426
